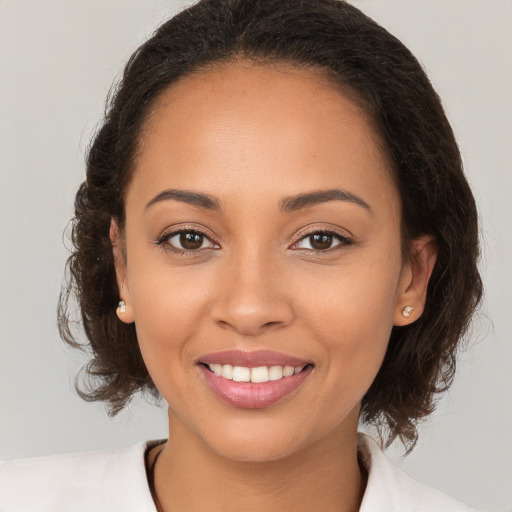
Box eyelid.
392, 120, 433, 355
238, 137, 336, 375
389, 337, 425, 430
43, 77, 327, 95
154, 224, 352, 255
154, 225, 220, 252
290, 226, 353, 251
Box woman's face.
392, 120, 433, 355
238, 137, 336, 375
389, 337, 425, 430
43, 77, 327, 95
115, 63, 427, 462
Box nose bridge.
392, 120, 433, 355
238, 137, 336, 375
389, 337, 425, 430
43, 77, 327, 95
212, 242, 293, 335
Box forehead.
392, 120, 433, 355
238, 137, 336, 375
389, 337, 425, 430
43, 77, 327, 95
130, 62, 398, 215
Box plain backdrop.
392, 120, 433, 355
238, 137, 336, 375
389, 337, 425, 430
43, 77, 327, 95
0, 1, 511, 511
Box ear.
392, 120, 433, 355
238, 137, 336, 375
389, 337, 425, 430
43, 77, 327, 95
110, 218, 134, 324
393, 235, 438, 326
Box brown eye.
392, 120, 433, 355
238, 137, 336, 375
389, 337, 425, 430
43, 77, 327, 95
294, 230, 351, 252
310, 233, 333, 250
180, 232, 204, 250
162, 230, 216, 252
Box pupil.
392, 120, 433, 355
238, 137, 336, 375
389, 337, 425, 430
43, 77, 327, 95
311, 233, 332, 250
180, 232, 203, 250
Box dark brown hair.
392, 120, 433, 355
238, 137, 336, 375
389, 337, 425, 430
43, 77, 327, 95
59, 0, 482, 449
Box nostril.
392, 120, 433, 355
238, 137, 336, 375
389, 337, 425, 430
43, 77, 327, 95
214, 317, 286, 336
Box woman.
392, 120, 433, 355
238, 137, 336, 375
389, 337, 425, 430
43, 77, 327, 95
0, 0, 483, 510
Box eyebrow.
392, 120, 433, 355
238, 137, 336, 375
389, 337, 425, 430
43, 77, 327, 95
280, 189, 372, 213
145, 187, 371, 214
145, 189, 222, 211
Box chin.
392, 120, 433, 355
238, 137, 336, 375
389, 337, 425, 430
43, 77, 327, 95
208, 432, 307, 463
195, 413, 338, 464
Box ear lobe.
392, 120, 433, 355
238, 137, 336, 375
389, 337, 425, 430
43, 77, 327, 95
110, 218, 134, 324
394, 235, 438, 326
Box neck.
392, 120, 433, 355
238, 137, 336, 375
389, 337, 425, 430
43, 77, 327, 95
152, 411, 366, 512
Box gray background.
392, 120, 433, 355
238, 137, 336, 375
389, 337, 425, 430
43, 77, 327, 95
0, 1, 510, 511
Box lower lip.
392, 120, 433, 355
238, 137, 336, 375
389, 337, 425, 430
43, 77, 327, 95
198, 365, 313, 409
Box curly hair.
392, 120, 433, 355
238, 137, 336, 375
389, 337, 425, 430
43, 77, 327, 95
58, 0, 482, 449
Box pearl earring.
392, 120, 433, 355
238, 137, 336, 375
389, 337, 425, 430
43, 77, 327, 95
402, 305, 414, 318
118, 300, 126, 313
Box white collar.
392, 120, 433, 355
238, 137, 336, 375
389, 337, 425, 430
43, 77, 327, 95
0, 434, 476, 511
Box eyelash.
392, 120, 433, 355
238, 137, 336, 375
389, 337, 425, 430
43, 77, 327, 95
291, 228, 353, 253
155, 228, 219, 256
155, 227, 353, 256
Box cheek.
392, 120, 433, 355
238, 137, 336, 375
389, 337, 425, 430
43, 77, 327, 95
291, 247, 402, 377
295, 246, 401, 329
126, 260, 215, 385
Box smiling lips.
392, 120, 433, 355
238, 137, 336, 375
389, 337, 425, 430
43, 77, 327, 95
198, 350, 313, 409
207, 363, 305, 382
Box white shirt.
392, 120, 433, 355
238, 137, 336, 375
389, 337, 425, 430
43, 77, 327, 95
0, 434, 478, 511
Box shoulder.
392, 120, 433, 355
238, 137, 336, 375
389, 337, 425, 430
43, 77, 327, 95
0, 441, 161, 512
357, 433, 480, 512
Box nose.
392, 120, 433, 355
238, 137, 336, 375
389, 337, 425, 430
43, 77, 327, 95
211, 250, 295, 337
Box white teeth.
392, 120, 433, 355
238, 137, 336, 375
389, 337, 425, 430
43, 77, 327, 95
283, 366, 295, 377
211, 364, 222, 376
221, 364, 233, 379
207, 363, 307, 382
250, 366, 269, 383
232, 366, 251, 382
268, 366, 283, 380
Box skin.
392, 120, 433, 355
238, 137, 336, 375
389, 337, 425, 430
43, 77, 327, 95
112, 62, 437, 512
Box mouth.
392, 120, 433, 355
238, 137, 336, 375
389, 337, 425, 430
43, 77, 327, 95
196, 350, 314, 409
200, 362, 313, 383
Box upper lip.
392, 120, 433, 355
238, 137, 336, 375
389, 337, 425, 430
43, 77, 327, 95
198, 350, 311, 368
